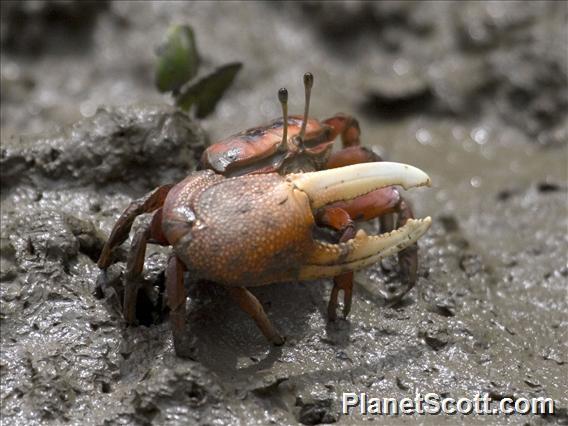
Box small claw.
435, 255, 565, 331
300, 217, 432, 280
288, 162, 431, 209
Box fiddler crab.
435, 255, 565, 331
97, 73, 432, 357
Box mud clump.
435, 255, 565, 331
295, 392, 338, 425
128, 361, 230, 425
1, 104, 207, 191
64, 215, 108, 263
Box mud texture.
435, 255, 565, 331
1, 2, 567, 425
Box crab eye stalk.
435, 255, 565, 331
298, 72, 313, 143
278, 87, 288, 151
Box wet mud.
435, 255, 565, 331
1, 2, 567, 425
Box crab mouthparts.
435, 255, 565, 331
286, 162, 432, 279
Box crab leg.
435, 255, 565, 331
228, 288, 285, 345
165, 255, 195, 358
98, 184, 173, 269
123, 225, 151, 324
392, 198, 419, 303
314, 207, 355, 320
96, 185, 173, 327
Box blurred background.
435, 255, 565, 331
1, 2, 567, 425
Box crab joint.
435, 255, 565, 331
287, 162, 432, 209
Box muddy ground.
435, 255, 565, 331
1, 2, 567, 425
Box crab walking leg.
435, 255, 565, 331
330, 274, 353, 319
228, 288, 285, 345
165, 255, 194, 358
123, 225, 150, 324
98, 184, 173, 269
97, 184, 173, 319
315, 207, 356, 320
390, 198, 420, 303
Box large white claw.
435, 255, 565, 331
299, 217, 432, 280
288, 162, 431, 209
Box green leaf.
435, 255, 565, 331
155, 24, 199, 93
176, 62, 242, 118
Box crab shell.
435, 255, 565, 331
200, 116, 334, 177
161, 162, 432, 287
